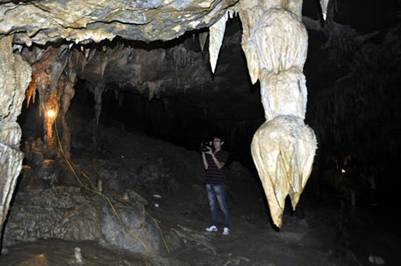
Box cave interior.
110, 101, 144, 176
1, 0, 401, 265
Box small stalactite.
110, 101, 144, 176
59, 70, 76, 159
91, 83, 105, 149
94, 84, 104, 126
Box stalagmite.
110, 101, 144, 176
239, 0, 317, 227
0, 36, 32, 231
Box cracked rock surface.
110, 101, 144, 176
0, 0, 238, 45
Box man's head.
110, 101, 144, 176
212, 137, 224, 150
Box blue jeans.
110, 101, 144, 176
206, 184, 229, 227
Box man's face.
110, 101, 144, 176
212, 137, 223, 149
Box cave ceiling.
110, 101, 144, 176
0, 0, 238, 45
1, 0, 250, 119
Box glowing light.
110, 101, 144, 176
341, 169, 346, 174
46, 109, 57, 118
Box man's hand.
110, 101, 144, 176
205, 146, 213, 155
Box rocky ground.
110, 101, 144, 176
1, 124, 400, 266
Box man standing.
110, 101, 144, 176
201, 136, 230, 235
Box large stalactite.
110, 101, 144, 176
207, 0, 321, 227
238, 0, 318, 228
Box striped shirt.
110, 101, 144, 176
205, 150, 228, 184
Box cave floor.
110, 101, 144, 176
1, 203, 399, 266
1, 127, 400, 266
0, 192, 349, 266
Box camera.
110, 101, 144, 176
200, 141, 212, 152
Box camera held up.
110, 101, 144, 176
200, 141, 213, 153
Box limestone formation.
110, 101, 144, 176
3, 189, 165, 256
251, 116, 316, 227
238, 0, 317, 227
0, 0, 238, 45
209, 11, 228, 73
26, 47, 70, 149
59, 68, 77, 159
0, 36, 32, 230
320, 0, 330, 20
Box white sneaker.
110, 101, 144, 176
205, 225, 218, 232
222, 227, 230, 235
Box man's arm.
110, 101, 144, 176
202, 152, 208, 170
210, 153, 225, 169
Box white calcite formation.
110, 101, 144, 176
239, 0, 317, 228
320, 0, 330, 20
209, 11, 228, 73
0, 36, 32, 229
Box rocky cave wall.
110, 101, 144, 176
306, 16, 401, 202
0, 36, 31, 229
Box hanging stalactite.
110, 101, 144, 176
59, 68, 77, 159
237, 0, 318, 228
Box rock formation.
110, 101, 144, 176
3, 188, 165, 256
0, 0, 238, 45
237, 0, 318, 228
0, 36, 31, 230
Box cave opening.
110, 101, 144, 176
1, 1, 401, 265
